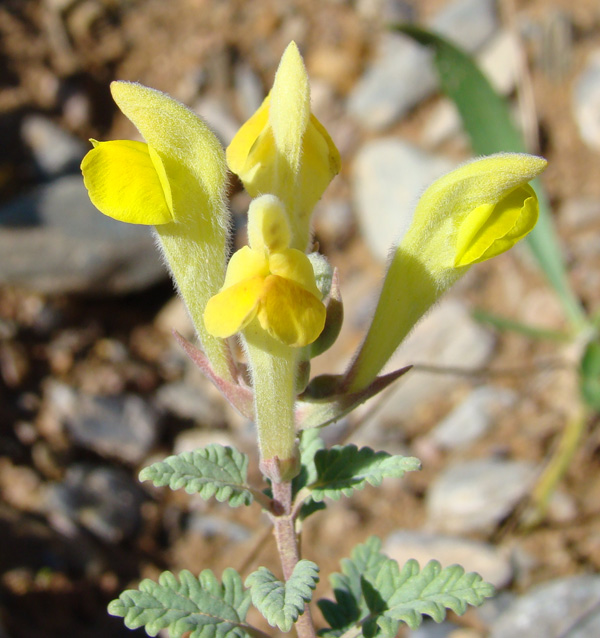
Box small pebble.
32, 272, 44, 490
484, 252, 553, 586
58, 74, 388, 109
47, 382, 160, 465
372, 299, 496, 425
426, 458, 537, 534
490, 575, 600, 638
46, 464, 146, 543
352, 138, 455, 261
425, 386, 516, 452
573, 49, 600, 151
385, 530, 513, 588
21, 115, 86, 177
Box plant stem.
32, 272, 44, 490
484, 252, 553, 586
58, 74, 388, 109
271, 481, 316, 638
523, 404, 589, 527
244, 326, 299, 477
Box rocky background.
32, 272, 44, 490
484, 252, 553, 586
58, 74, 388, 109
1, 0, 600, 636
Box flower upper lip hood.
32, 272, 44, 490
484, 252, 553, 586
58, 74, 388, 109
81, 80, 228, 228
226, 42, 341, 251
204, 195, 326, 348
80, 80, 234, 381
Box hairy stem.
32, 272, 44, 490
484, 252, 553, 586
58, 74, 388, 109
244, 326, 299, 477
271, 481, 316, 638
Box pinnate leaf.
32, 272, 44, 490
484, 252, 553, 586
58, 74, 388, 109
382, 559, 494, 631
309, 445, 421, 502
246, 561, 319, 632
139, 444, 253, 506
318, 537, 494, 638
108, 568, 253, 638
318, 537, 388, 636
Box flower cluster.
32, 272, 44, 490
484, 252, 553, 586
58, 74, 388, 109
81, 41, 546, 475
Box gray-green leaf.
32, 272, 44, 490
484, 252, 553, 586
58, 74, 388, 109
381, 559, 494, 631
309, 445, 421, 502
108, 568, 253, 638
246, 561, 320, 632
139, 444, 253, 507
318, 537, 494, 638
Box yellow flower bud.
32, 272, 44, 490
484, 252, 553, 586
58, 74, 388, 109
226, 42, 341, 250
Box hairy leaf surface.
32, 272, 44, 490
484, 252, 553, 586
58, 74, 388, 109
108, 568, 253, 638
246, 561, 319, 632
139, 444, 253, 506
309, 445, 420, 502
318, 537, 494, 638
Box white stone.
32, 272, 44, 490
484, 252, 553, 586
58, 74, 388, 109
347, 0, 498, 130
427, 386, 516, 451
352, 138, 455, 261
373, 298, 496, 423
421, 99, 464, 148
573, 49, 600, 151
478, 30, 521, 96
385, 530, 513, 588
490, 575, 600, 638
426, 458, 537, 534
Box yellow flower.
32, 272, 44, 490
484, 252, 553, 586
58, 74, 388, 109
80, 81, 234, 381
226, 42, 341, 251
204, 195, 326, 347
345, 153, 547, 392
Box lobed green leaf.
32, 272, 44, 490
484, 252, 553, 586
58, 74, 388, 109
309, 445, 421, 502
246, 561, 320, 632
318, 537, 494, 638
139, 444, 253, 507
108, 568, 253, 638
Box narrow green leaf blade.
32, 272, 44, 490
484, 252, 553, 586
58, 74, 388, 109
309, 445, 421, 502
108, 568, 253, 638
246, 561, 319, 633
395, 24, 586, 329
139, 444, 253, 507
580, 339, 600, 410
472, 308, 571, 342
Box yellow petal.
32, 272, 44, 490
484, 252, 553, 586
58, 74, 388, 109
257, 275, 326, 347
203, 276, 264, 338
269, 249, 321, 298
226, 96, 270, 186
454, 184, 538, 266
247, 195, 290, 253
222, 246, 269, 289
81, 140, 173, 225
